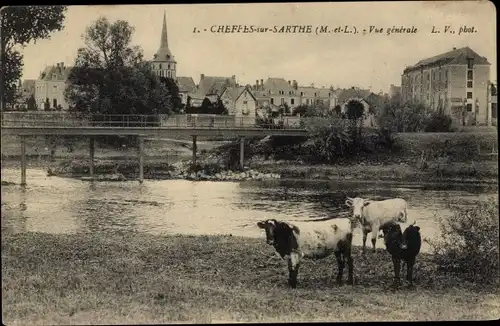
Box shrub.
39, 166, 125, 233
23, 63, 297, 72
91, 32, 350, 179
379, 103, 429, 132
424, 110, 453, 132
427, 200, 499, 284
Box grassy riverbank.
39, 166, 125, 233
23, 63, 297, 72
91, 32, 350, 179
2, 232, 498, 324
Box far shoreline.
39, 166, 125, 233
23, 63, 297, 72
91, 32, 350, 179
1, 156, 498, 188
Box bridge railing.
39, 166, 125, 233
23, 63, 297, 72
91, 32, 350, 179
0, 112, 309, 130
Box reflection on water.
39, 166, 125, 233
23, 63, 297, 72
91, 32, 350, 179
1, 168, 497, 253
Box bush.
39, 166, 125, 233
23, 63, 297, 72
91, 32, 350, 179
424, 111, 453, 132
379, 103, 429, 132
427, 200, 499, 284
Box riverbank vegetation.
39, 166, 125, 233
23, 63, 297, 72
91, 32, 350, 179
427, 200, 499, 283
3, 214, 498, 324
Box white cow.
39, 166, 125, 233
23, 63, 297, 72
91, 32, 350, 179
345, 197, 408, 254
257, 218, 355, 288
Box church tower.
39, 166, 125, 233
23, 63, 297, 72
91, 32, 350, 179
151, 11, 176, 79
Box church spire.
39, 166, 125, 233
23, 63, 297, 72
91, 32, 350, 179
160, 11, 168, 49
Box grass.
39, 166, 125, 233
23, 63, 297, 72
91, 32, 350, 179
2, 232, 499, 324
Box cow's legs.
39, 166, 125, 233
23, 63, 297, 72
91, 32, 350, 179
391, 256, 401, 288
406, 257, 415, 288
287, 252, 301, 289
371, 225, 380, 252
344, 233, 354, 285
362, 231, 368, 254
334, 250, 345, 286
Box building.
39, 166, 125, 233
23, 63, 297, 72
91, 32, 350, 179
14, 79, 36, 110
251, 78, 338, 114
150, 12, 176, 79
401, 46, 491, 125
220, 86, 257, 126
176, 77, 197, 105
388, 84, 402, 104
35, 62, 72, 110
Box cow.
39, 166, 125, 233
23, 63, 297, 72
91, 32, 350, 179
345, 197, 408, 254
257, 218, 354, 289
382, 221, 422, 288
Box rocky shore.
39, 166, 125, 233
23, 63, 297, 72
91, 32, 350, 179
46, 159, 281, 182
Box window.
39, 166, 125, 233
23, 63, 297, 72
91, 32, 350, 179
467, 58, 474, 69
306, 99, 310, 105
300, 92, 304, 96
281, 98, 285, 105
243, 101, 247, 105
159, 64, 162, 69
53, 98, 57, 108
270, 98, 274, 104
467, 81, 473, 88
467, 70, 473, 80
467, 92, 473, 99
288, 91, 292, 95
466, 103, 473, 112
291, 99, 295, 105
314, 93, 317, 97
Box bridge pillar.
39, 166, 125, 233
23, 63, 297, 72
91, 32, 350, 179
20, 136, 26, 186
239, 136, 245, 171
192, 135, 197, 167
138, 136, 144, 183
89, 136, 95, 179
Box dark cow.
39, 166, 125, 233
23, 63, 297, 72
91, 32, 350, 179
382, 221, 422, 288
257, 218, 354, 289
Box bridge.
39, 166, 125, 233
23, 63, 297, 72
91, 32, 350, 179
1, 112, 310, 185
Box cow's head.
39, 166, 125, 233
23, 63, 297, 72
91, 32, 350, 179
383, 222, 403, 248
257, 219, 300, 247
345, 197, 372, 224
257, 219, 279, 245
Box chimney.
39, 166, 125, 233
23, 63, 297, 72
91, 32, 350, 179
288, 80, 291, 85
232, 75, 236, 80
60, 62, 64, 69
292, 80, 298, 90
56, 63, 60, 68
256, 80, 259, 88
260, 79, 264, 87
200, 74, 205, 80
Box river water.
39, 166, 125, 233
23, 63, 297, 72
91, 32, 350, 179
1, 168, 497, 253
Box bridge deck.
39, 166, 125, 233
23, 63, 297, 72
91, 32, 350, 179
1, 113, 309, 137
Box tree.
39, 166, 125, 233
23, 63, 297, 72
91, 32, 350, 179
212, 98, 227, 115
159, 77, 182, 113
345, 99, 365, 121
65, 17, 172, 116
200, 98, 213, 113
1, 6, 67, 110
44, 98, 50, 111
334, 104, 342, 116
26, 94, 37, 111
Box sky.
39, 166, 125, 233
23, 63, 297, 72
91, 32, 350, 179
16, 1, 497, 93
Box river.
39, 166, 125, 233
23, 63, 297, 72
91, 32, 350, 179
1, 168, 497, 253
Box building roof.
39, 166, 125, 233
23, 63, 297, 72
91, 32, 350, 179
364, 92, 386, 108
176, 76, 196, 92
403, 46, 490, 74
221, 86, 246, 100
38, 63, 73, 81
21, 79, 36, 92
262, 77, 295, 93
198, 75, 237, 96
152, 11, 175, 63
235, 86, 258, 102
337, 87, 372, 104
